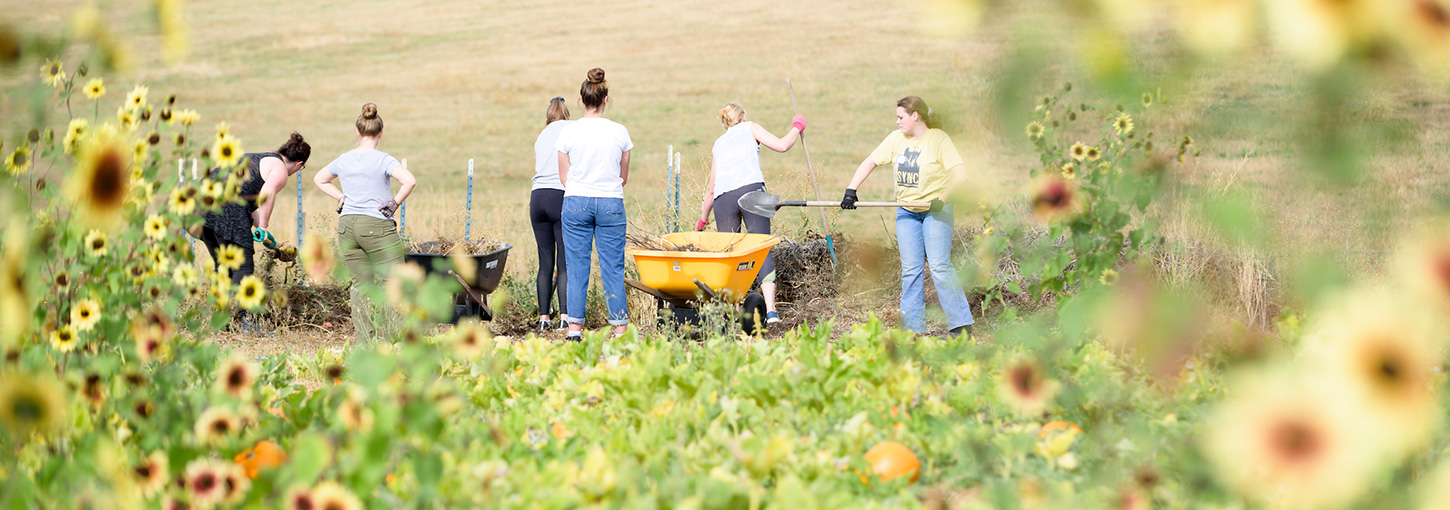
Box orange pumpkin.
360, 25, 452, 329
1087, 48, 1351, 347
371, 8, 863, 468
1038, 421, 1083, 437
233, 440, 288, 479
860, 441, 920, 485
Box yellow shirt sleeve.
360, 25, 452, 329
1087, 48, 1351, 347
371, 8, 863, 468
869, 132, 900, 167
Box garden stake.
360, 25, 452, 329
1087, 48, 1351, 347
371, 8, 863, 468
667, 145, 675, 232
399, 158, 407, 233
787, 78, 837, 265
674, 151, 683, 232
295, 168, 303, 247
465, 158, 474, 242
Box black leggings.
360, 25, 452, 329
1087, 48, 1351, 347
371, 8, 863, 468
712, 182, 775, 286
199, 227, 255, 286
529, 189, 567, 317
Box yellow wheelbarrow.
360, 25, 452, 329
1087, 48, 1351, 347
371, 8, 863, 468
626, 232, 780, 335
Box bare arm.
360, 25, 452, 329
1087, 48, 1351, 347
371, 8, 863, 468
619, 150, 631, 186
939, 164, 967, 201
847, 157, 878, 190
751, 122, 801, 153
313, 168, 344, 204
251, 159, 290, 229
699, 159, 717, 224
390, 164, 417, 203
558, 151, 570, 187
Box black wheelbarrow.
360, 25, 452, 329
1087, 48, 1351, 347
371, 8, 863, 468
404, 241, 511, 323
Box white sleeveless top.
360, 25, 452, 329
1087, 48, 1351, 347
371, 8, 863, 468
711, 121, 765, 199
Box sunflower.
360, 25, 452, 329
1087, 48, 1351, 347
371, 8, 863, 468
133, 139, 149, 164
4, 146, 30, 175
1060, 163, 1075, 180
66, 129, 132, 227
996, 357, 1060, 417
53, 271, 70, 291
117, 107, 138, 132
1025, 121, 1045, 140
143, 214, 167, 241
1030, 177, 1083, 224
84, 229, 108, 257
453, 319, 490, 359
310, 481, 363, 510
337, 388, 375, 432
176, 109, 200, 126
51, 325, 78, 352
209, 245, 242, 272
126, 85, 148, 110
216, 355, 260, 399
134, 450, 169, 497
71, 298, 101, 331
147, 249, 171, 276
183, 459, 230, 507
1302, 289, 1443, 458
220, 462, 251, 506
1394, 223, 1450, 311
284, 487, 316, 510
215, 122, 230, 141
172, 264, 197, 288
41, 58, 64, 86
1099, 269, 1120, 285
1086, 146, 1102, 161
235, 275, 266, 309
63, 118, 88, 154
0, 372, 66, 437
80, 373, 103, 406
1069, 142, 1087, 161
301, 232, 335, 282
168, 186, 196, 215
1114, 114, 1134, 137
132, 310, 172, 362
83, 78, 105, 99
213, 135, 243, 168
1141, 93, 1153, 107
1204, 369, 1379, 510
194, 406, 241, 445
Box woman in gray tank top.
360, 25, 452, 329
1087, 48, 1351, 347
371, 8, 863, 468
312, 103, 418, 342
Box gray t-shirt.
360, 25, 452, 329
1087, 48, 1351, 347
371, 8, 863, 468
326, 149, 401, 220
533, 120, 573, 191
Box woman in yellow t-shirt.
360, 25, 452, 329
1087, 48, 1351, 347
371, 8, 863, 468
840, 96, 974, 337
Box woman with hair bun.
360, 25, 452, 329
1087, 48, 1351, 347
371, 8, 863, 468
201, 131, 311, 334
694, 102, 806, 327
313, 102, 418, 342
530, 97, 573, 332
555, 68, 633, 340
840, 96, 974, 337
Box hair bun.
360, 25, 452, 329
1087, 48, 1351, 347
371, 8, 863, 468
288, 132, 305, 143
586, 68, 606, 85
361, 103, 378, 119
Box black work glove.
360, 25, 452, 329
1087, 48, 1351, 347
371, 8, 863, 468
841, 189, 858, 210
335, 197, 345, 214
379, 199, 399, 219
929, 198, 945, 213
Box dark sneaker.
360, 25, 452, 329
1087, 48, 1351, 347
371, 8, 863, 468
765, 311, 781, 324
536, 320, 551, 332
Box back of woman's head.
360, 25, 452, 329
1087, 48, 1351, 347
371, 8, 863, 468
580, 68, 608, 110
356, 103, 383, 137
719, 102, 745, 129
897, 96, 936, 129
546, 97, 570, 125
277, 132, 310, 164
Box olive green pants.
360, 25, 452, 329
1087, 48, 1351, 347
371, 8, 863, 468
337, 215, 405, 343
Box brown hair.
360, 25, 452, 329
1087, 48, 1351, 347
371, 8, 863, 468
719, 102, 745, 128
546, 97, 570, 126
897, 96, 936, 130
580, 68, 608, 111
277, 132, 310, 164
356, 103, 383, 137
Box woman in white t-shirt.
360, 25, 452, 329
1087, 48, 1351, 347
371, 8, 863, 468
694, 102, 806, 326
555, 68, 633, 340
312, 102, 418, 342
530, 97, 573, 332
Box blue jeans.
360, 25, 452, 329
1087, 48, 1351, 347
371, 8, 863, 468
562, 196, 629, 326
897, 206, 974, 333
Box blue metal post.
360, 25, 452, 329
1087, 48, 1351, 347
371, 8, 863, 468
673, 151, 682, 232
399, 158, 407, 232
666, 145, 674, 232
465, 159, 474, 242
295, 171, 303, 247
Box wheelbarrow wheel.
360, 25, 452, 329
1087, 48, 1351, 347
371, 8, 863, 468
739, 292, 767, 335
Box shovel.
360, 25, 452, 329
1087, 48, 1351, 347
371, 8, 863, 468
738, 191, 928, 219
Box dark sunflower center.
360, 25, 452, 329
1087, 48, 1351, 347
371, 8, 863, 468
323, 502, 344, 510
1375, 353, 1404, 386
80, 309, 90, 318
1010, 365, 1038, 395
1271, 420, 1321, 462
244, 286, 256, 298
14, 152, 26, 167
221, 146, 233, 158
195, 473, 216, 491
12, 395, 45, 422
135, 465, 152, 478
293, 494, 316, 510
136, 401, 154, 417
228, 368, 244, 386
91, 239, 104, 250
92, 150, 127, 209
212, 419, 229, 433
1037, 184, 1069, 208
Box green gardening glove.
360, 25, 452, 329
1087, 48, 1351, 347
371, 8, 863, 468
252, 227, 277, 249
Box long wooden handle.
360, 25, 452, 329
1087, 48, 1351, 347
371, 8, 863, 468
782, 201, 930, 208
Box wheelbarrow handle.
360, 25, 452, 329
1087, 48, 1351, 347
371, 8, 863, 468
447, 270, 492, 320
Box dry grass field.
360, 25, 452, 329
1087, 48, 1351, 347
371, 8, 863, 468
5, 0, 1450, 337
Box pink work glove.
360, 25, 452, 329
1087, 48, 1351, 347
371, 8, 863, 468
695, 219, 708, 232
792, 115, 807, 132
